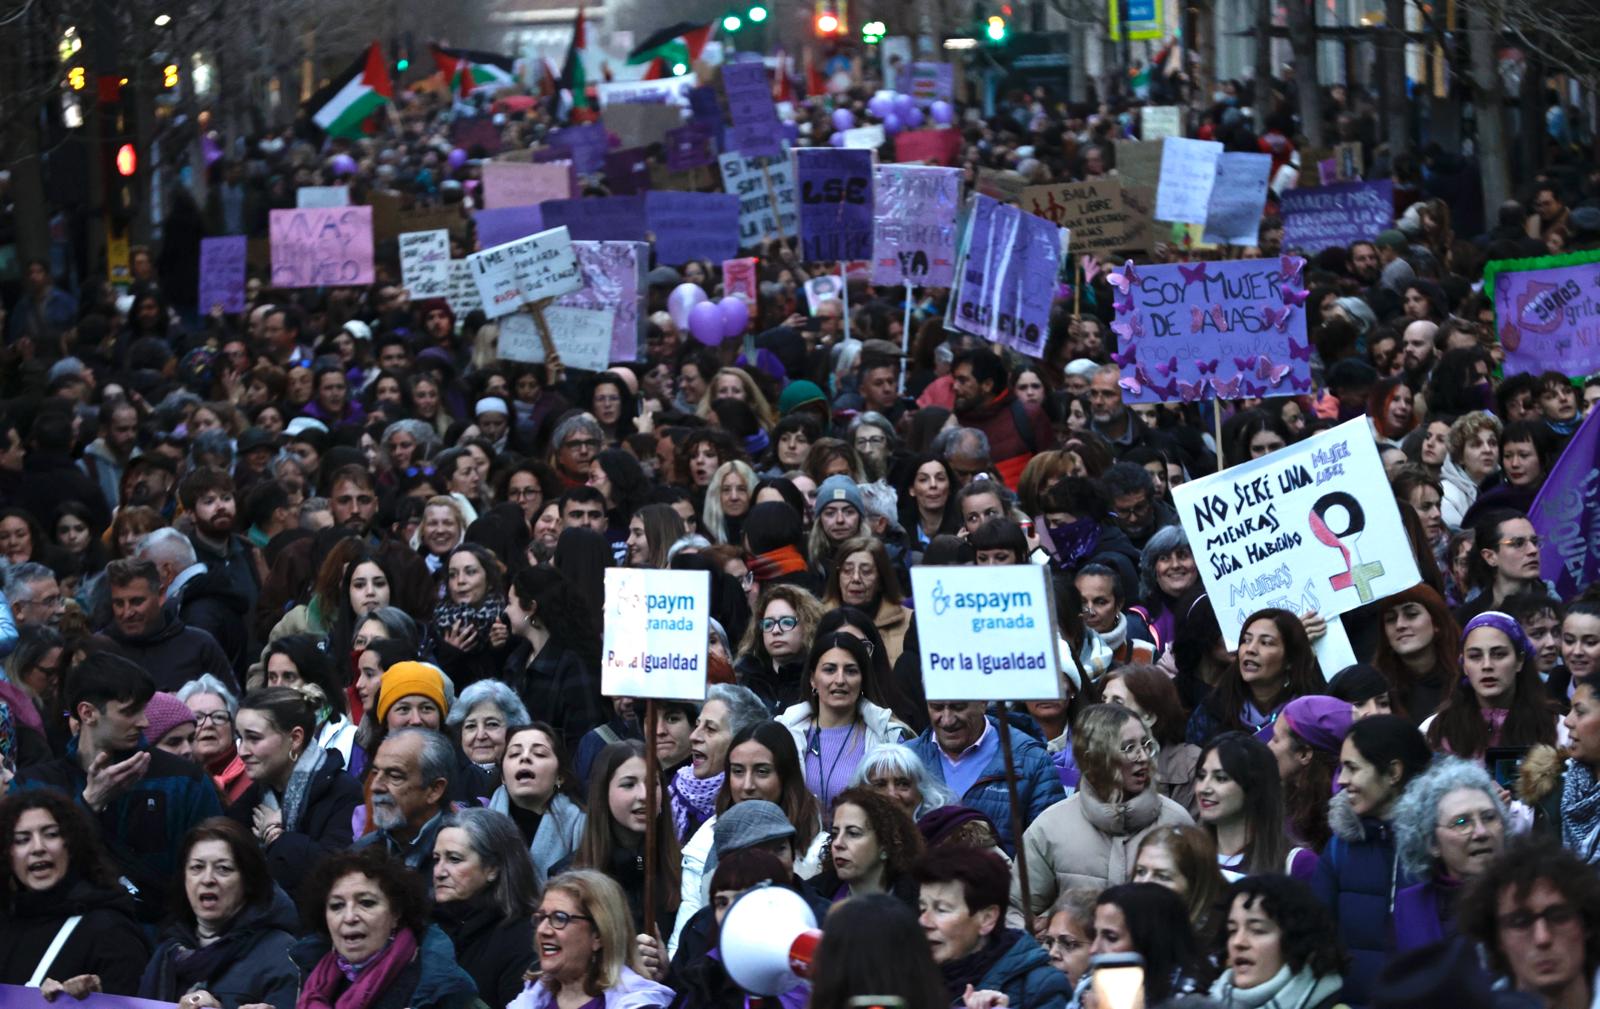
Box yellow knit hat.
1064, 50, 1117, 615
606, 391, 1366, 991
376, 662, 449, 724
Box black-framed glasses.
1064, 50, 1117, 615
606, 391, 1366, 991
193, 710, 233, 726
1439, 810, 1500, 835
532, 910, 594, 931
1498, 903, 1578, 933
761, 616, 799, 633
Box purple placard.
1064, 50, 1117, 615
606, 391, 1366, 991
1493, 257, 1600, 378
547, 124, 610, 176
1279, 180, 1394, 255
723, 61, 782, 158
560, 240, 647, 361
795, 149, 874, 263
540, 196, 648, 242
1107, 256, 1313, 404
666, 125, 717, 171
198, 235, 247, 313
688, 86, 723, 126
474, 205, 545, 249
1530, 407, 1600, 599
604, 147, 651, 194
0, 986, 175, 1009
949, 194, 1060, 357
645, 191, 740, 265
872, 165, 961, 287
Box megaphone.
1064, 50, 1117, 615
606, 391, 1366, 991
718, 883, 822, 996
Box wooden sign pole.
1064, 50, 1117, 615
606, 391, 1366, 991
643, 698, 660, 938
998, 722, 1034, 936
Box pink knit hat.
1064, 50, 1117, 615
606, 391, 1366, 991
145, 691, 197, 745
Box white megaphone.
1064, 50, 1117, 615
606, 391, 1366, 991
718, 883, 822, 996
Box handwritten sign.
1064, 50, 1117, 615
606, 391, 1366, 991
720, 151, 798, 246
474, 205, 545, 250
1172, 417, 1421, 650
1142, 106, 1182, 140
602, 568, 710, 700
795, 149, 874, 263
539, 196, 648, 242
723, 61, 782, 158
910, 565, 1060, 701
1488, 252, 1600, 378
501, 304, 617, 372
481, 161, 572, 209
1530, 408, 1600, 599
724, 257, 758, 303
1021, 179, 1128, 255
1155, 138, 1222, 225
947, 194, 1060, 356
198, 236, 247, 313
1279, 180, 1395, 254
908, 62, 954, 102
646, 191, 741, 265
1202, 152, 1273, 246
560, 241, 647, 361
446, 258, 484, 317
872, 164, 961, 287
268, 206, 374, 288
399, 229, 451, 300
296, 185, 350, 208
603, 103, 684, 148
467, 226, 583, 318
842, 124, 888, 150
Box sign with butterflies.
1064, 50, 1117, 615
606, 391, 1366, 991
1108, 256, 1312, 403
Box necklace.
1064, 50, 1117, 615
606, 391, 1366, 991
810, 718, 862, 819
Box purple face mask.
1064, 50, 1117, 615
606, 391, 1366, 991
1044, 516, 1102, 569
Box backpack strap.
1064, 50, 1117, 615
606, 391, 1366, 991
26, 915, 83, 987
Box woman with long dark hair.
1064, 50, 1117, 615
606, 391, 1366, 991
1372, 584, 1460, 725
807, 893, 950, 1009
1196, 732, 1316, 881
572, 740, 682, 935
432, 543, 509, 690
1186, 609, 1322, 746
1424, 611, 1557, 759
1089, 882, 1216, 1004
501, 566, 607, 753
1265, 695, 1348, 851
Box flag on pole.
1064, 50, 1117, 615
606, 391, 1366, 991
559, 5, 591, 110
306, 42, 393, 140
430, 44, 517, 96
626, 21, 715, 79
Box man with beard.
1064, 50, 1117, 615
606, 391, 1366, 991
1087, 363, 1147, 449
950, 348, 1053, 489
179, 467, 262, 619
102, 559, 237, 694
1099, 462, 1178, 551
1348, 240, 1381, 286
79, 399, 141, 513
356, 728, 454, 873
1401, 320, 1440, 384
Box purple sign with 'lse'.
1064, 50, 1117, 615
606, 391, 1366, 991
795, 149, 874, 263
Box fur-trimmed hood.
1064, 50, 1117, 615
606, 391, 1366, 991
1518, 744, 1567, 805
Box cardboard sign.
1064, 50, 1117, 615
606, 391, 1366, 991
1172, 417, 1422, 649
1107, 257, 1312, 403
665, 124, 718, 171
908, 62, 954, 102
296, 185, 350, 208
723, 61, 783, 158
602, 104, 684, 148
368, 191, 404, 244
892, 128, 963, 166
501, 304, 616, 372
1530, 407, 1600, 599
601, 568, 710, 700
605, 147, 652, 195
724, 257, 758, 303
720, 151, 799, 246
198, 236, 247, 313
646, 191, 741, 265
795, 149, 875, 263
481, 161, 572, 209
397, 204, 466, 242
1279, 180, 1395, 254
1202, 152, 1273, 246
910, 565, 1061, 701
596, 74, 694, 107
1142, 106, 1182, 140
546, 124, 609, 175
948, 194, 1060, 356
872, 164, 961, 287
976, 168, 1026, 205
804, 274, 844, 313
1155, 138, 1223, 225
559, 241, 647, 362
1486, 250, 1600, 378
268, 206, 374, 288
399, 229, 451, 300
467, 226, 583, 318
446, 258, 484, 317
474, 205, 545, 250
539, 196, 648, 242
1021, 179, 1128, 255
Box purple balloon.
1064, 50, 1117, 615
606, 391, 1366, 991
719, 297, 750, 339
667, 282, 708, 330
868, 94, 895, 118
904, 106, 925, 129
689, 301, 724, 345
883, 113, 903, 135
930, 100, 955, 126
831, 107, 855, 132
330, 154, 358, 177
893, 94, 915, 116
447, 148, 468, 170
829, 132, 847, 148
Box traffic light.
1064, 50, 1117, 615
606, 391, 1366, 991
115, 143, 137, 176
861, 20, 886, 43
162, 63, 178, 88
396, 57, 409, 71
723, 13, 743, 31
67, 66, 85, 90
985, 14, 1008, 41
747, 4, 768, 21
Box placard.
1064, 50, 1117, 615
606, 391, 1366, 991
481, 162, 572, 209
1155, 138, 1223, 225
720, 151, 799, 246
872, 164, 961, 287
539, 196, 648, 242
399, 229, 451, 300
1486, 250, 1600, 379
474, 205, 545, 250
1279, 180, 1395, 254
601, 568, 710, 700
296, 185, 350, 208
665, 124, 717, 171
446, 258, 484, 317
467, 226, 583, 318
268, 206, 374, 288
596, 74, 695, 107
892, 128, 963, 166
723, 61, 783, 158
0, 985, 176, 1009
1530, 407, 1600, 599
560, 241, 647, 362
1107, 257, 1312, 403
724, 257, 758, 303
1021, 179, 1128, 255
198, 236, 247, 313
948, 194, 1060, 356
605, 147, 652, 195
908, 62, 954, 102
1171, 417, 1422, 650
842, 125, 888, 150
546, 124, 609, 176
368, 191, 404, 244
646, 191, 741, 265
910, 565, 1061, 701
1202, 152, 1273, 246
500, 304, 616, 372
804, 274, 844, 313
1142, 106, 1182, 140
795, 149, 874, 263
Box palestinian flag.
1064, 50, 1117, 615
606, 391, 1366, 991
430, 44, 517, 96
626, 21, 715, 80
559, 6, 590, 109
306, 42, 393, 140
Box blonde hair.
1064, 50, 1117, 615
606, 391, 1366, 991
1070, 704, 1144, 798
539, 870, 638, 993
697, 367, 777, 428
702, 460, 759, 546
1446, 410, 1502, 462
736, 583, 826, 666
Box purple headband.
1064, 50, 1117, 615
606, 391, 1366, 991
1462, 610, 1534, 658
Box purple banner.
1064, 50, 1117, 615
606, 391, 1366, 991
1107, 256, 1313, 404
1279, 180, 1394, 254
546, 124, 610, 176
474, 205, 544, 249
198, 236, 246, 313
539, 197, 648, 242
688, 86, 724, 127
872, 165, 961, 287
1492, 255, 1600, 378
1530, 406, 1600, 599
722, 62, 782, 158
560, 240, 648, 361
646, 191, 740, 265
604, 148, 651, 195
665, 124, 717, 171
795, 149, 874, 263
949, 194, 1061, 357
0, 987, 175, 1009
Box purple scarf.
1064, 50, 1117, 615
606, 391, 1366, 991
297, 927, 418, 1009
670, 764, 724, 841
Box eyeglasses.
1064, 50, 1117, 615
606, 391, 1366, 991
1119, 739, 1158, 758
562, 438, 600, 452
193, 710, 233, 726
738, 571, 756, 589
1498, 535, 1543, 550
762, 616, 800, 633
1439, 810, 1501, 835
532, 910, 594, 931
1498, 903, 1579, 933
855, 434, 888, 447
508, 486, 541, 500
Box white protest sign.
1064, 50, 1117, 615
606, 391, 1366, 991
842, 124, 887, 149
910, 565, 1061, 701
467, 226, 583, 319
804, 275, 844, 314
445, 259, 483, 317
601, 569, 709, 700
296, 186, 350, 208
720, 151, 799, 246
1171, 416, 1422, 662
1142, 106, 1182, 140
399, 230, 450, 300
595, 74, 694, 107
498, 305, 615, 372
1155, 137, 1223, 225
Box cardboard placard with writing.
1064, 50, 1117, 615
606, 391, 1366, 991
1021, 180, 1128, 255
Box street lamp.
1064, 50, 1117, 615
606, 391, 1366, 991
153, 13, 171, 26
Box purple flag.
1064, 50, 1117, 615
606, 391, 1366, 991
198, 236, 247, 313
540, 197, 648, 242
1530, 406, 1600, 599
795, 149, 874, 263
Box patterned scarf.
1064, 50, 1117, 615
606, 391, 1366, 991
1563, 758, 1600, 863
1044, 516, 1102, 570
280, 743, 329, 832
750, 544, 808, 582
669, 764, 724, 841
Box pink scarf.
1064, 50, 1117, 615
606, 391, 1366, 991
298, 927, 419, 1009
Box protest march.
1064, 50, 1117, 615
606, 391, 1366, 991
5, 13, 1600, 1009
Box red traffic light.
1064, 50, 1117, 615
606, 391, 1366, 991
816, 11, 839, 32
115, 143, 137, 176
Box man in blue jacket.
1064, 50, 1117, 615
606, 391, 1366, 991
908, 701, 1063, 853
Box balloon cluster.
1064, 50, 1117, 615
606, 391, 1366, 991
830, 91, 955, 145
667, 283, 750, 344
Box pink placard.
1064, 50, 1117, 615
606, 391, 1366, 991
480, 161, 573, 209
723, 257, 758, 303
268, 206, 374, 289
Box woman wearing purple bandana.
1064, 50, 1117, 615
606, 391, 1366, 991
1421, 611, 1558, 759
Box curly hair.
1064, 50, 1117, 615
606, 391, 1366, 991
1225, 875, 1348, 979
1071, 703, 1144, 798
1391, 756, 1507, 879
0, 791, 120, 902
736, 582, 827, 668
297, 846, 431, 939
828, 785, 925, 884
1459, 835, 1600, 978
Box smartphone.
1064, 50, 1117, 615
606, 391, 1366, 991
1485, 746, 1530, 791
847, 999, 906, 1009
1089, 953, 1146, 1009
801, 316, 823, 333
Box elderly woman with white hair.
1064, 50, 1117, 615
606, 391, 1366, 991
1138, 525, 1198, 651
850, 743, 954, 819
848, 412, 898, 481
447, 679, 531, 792
381, 418, 442, 478
1389, 755, 1508, 952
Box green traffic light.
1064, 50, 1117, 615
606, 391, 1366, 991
397, 58, 409, 70
748, 4, 768, 21
985, 15, 1006, 40
723, 13, 742, 30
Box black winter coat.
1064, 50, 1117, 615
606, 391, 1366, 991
103, 613, 238, 694
139, 888, 300, 1009
225, 748, 363, 898
0, 876, 151, 994
432, 893, 534, 1009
